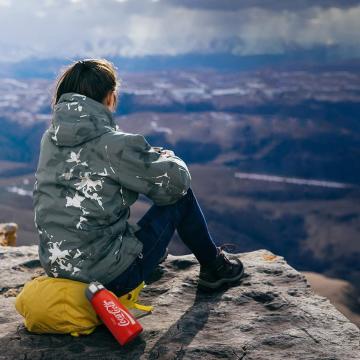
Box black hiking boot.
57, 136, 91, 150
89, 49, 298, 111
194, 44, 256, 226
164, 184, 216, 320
198, 243, 244, 291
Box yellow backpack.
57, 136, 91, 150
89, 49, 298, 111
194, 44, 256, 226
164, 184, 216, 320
15, 275, 153, 337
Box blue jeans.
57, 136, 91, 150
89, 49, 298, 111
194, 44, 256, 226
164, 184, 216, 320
104, 187, 219, 296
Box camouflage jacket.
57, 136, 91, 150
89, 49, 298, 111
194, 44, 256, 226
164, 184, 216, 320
33, 92, 191, 285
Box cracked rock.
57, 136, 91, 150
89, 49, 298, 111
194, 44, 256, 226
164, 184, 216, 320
0, 245, 359, 360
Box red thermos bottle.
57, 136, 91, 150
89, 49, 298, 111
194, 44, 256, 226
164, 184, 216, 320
85, 281, 143, 345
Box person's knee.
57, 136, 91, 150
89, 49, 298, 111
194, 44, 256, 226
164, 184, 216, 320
178, 186, 193, 202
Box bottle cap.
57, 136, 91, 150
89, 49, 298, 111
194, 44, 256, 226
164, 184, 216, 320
85, 281, 105, 301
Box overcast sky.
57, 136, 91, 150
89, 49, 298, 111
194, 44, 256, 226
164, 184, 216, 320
0, 0, 359, 62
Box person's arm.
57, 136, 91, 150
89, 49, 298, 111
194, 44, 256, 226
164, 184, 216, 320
106, 133, 191, 206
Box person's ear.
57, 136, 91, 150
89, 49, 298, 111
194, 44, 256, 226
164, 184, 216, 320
109, 91, 117, 112
112, 91, 117, 109
103, 91, 113, 109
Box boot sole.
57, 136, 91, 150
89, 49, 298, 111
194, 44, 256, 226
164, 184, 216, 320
197, 264, 245, 290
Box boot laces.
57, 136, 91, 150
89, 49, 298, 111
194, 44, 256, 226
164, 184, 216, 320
218, 242, 238, 253
217, 243, 239, 269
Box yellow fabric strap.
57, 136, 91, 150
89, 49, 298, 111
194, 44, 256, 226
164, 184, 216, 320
116, 281, 154, 313
71, 327, 97, 337
133, 303, 153, 312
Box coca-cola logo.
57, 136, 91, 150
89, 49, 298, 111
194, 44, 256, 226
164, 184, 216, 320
103, 300, 135, 327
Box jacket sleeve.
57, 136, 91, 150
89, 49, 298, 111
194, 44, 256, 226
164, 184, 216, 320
107, 133, 191, 206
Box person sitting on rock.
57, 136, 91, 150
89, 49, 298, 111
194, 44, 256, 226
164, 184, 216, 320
33, 58, 245, 295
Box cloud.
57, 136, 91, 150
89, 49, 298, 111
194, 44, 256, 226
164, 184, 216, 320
0, 0, 11, 7
0, 0, 358, 62
169, 0, 360, 11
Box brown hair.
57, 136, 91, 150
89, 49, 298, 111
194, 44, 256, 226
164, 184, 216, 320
51, 58, 121, 111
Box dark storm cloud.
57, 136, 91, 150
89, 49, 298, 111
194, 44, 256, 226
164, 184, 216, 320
0, 0, 358, 61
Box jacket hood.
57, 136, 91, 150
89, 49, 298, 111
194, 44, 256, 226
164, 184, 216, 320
48, 92, 117, 147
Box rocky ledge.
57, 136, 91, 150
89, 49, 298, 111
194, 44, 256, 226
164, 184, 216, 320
0, 245, 359, 360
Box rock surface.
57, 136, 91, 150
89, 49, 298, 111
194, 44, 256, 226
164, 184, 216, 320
0, 245, 359, 360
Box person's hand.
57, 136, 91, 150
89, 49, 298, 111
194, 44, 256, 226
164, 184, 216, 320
152, 146, 163, 153
151, 146, 174, 157
161, 149, 175, 157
